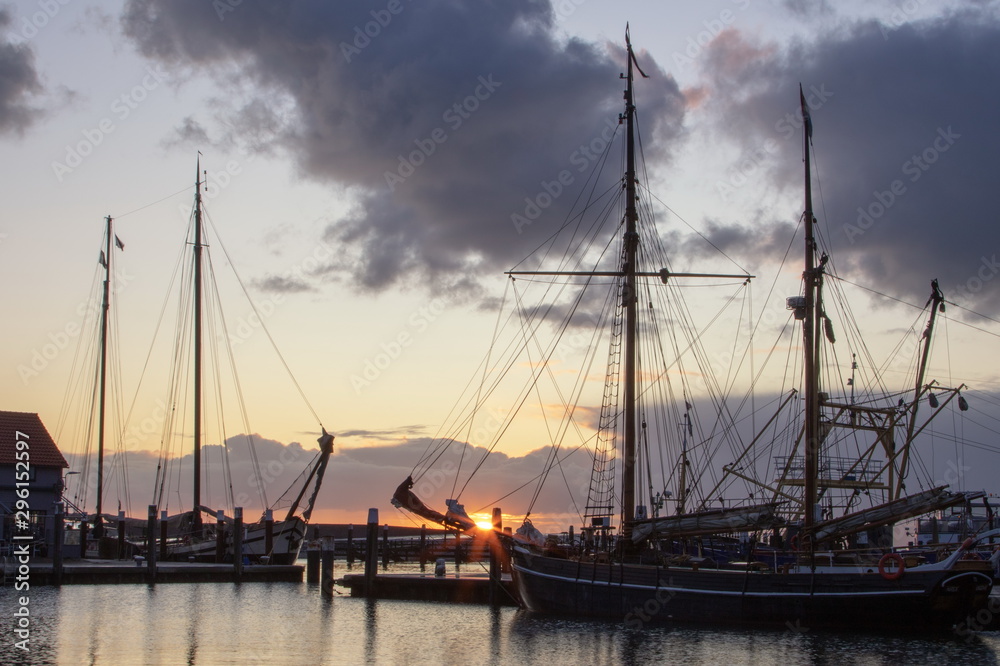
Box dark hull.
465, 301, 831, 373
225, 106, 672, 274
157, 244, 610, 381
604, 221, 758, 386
510, 546, 993, 632
163, 518, 306, 565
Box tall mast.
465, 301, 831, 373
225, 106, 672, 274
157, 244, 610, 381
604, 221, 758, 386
504, 30, 750, 549
896, 280, 944, 498
620, 27, 639, 545
193, 157, 204, 533
94, 215, 113, 539
800, 85, 822, 538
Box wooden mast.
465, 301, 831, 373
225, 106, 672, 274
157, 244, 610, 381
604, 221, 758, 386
193, 157, 204, 535
620, 27, 639, 546
800, 85, 822, 541
94, 215, 113, 539
504, 30, 751, 551
896, 280, 945, 499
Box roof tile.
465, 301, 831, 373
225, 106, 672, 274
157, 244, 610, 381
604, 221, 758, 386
0, 411, 69, 468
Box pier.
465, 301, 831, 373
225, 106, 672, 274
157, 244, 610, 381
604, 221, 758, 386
332, 507, 519, 606
338, 570, 518, 605
4, 559, 302, 585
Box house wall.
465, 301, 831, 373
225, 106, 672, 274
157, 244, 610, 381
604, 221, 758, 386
0, 465, 65, 550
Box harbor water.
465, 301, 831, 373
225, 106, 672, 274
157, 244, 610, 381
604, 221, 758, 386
2, 562, 999, 665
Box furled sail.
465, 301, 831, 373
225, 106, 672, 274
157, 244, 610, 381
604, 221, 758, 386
631, 502, 785, 543
809, 486, 982, 544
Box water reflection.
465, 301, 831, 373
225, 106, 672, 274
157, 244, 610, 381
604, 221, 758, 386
507, 610, 1000, 665
1, 579, 997, 665
364, 596, 378, 663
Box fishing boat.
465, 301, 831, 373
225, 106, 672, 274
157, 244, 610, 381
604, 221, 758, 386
393, 29, 994, 631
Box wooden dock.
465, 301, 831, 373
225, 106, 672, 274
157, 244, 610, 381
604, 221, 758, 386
338, 571, 518, 606
7, 559, 303, 585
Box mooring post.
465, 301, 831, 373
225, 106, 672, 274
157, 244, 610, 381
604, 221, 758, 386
321, 539, 335, 596
346, 523, 355, 567
216, 509, 225, 563
233, 507, 244, 580
364, 508, 378, 596
80, 513, 88, 559
146, 505, 157, 584
502, 527, 513, 573
569, 524, 574, 552
159, 510, 168, 561
419, 524, 427, 571
382, 524, 390, 569
307, 543, 320, 583
117, 510, 126, 560
264, 509, 273, 563
489, 507, 502, 604
53, 502, 64, 586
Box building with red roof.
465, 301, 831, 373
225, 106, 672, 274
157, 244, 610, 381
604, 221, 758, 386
0, 411, 69, 555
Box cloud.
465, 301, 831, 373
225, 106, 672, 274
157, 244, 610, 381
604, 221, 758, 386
0, 9, 42, 135
251, 274, 314, 294
695, 9, 1000, 313
64, 430, 596, 532
121, 0, 686, 298
63, 385, 1000, 534
337, 424, 430, 442
781, 0, 835, 19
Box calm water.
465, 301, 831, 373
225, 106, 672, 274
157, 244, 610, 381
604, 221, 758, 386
2, 562, 999, 665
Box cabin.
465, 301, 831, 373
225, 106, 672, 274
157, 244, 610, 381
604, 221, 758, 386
0, 411, 69, 556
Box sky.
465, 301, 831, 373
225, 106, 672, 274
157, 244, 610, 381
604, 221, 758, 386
3, 0, 1000, 530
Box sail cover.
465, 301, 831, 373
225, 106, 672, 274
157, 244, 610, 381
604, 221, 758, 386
809, 486, 982, 544
631, 502, 785, 543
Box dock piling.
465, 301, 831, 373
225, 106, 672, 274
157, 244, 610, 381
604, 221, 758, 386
216, 509, 225, 563
489, 507, 502, 604
80, 513, 88, 559
364, 508, 378, 596
306, 546, 320, 583
233, 507, 243, 581
53, 502, 64, 586
346, 523, 354, 567
117, 510, 126, 560
419, 524, 427, 571
382, 524, 389, 569
146, 505, 157, 584
159, 510, 168, 561
321, 541, 335, 596
264, 509, 273, 562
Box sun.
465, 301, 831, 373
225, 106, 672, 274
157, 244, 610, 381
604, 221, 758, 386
476, 520, 494, 530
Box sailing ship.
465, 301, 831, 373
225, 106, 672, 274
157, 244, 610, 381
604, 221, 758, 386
64, 160, 334, 565
393, 29, 994, 631
153, 159, 335, 564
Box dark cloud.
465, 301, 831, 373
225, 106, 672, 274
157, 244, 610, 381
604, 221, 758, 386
0, 9, 42, 135
163, 115, 213, 148
676, 217, 797, 265
121, 0, 685, 297
696, 10, 1000, 312
252, 274, 314, 294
